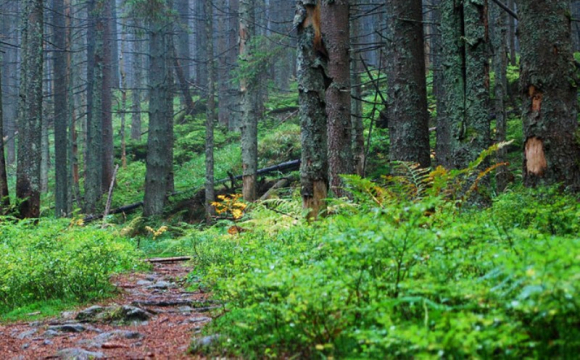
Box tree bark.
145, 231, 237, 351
518, 0, 580, 191
321, 0, 354, 198
0, 51, 10, 210
101, 0, 114, 193
239, 0, 259, 201
53, 0, 71, 217
143, 2, 175, 216
85, 0, 105, 215
205, 0, 216, 222
350, 0, 365, 176
438, 0, 490, 169
16, 0, 44, 218
385, 0, 431, 168
296, 0, 329, 220
490, 0, 509, 192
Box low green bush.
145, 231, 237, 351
188, 179, 580, 358
0, 218, 141, 315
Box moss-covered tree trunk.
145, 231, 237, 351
350, 0, 365, 176
240, 0, 259, 201
490, 0, 509, 191
295, 0, 329, 219
438, 0, 490, 169
385, 0, 430, 168
518, 0, 580, 191
16, 0, 43, 218
143, 4, 174, 216
321, 0, 353, 197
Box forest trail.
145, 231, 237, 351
0, 262, 212, 359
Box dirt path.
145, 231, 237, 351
0, 261, 213, 359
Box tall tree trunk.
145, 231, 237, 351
0, 54, 10, 210
296, 0, 328, 220
143, 3, 174, 216
350, 0, 365, 176
131, 18, 143, 141
507, 0, 517, 66
17, 0, 44, 218
85, 0, 104, 214
321, 0, 353, 197
205, 0, 216, 222
490, 0, 509, 192
239, 0, 259, 201
438, 0, 490, 169
518, 0, 580, 191
101, 0, 114, 193
53, 0, 71, 217
385, 0, 431, 168
176, 0, 191, 83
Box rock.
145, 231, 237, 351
136, 280, 152, 286
43, 339, 53, 346
145, 275, 157, 281
147, 281, 172, 289
43, 330, 61, 338
55, 348, 104, 359
21, 343, 30, 350
48, 324, 86, 333
190, 334, 220, 353
75, 306, 106, 322
16, 329, 38, 339
118, 305, 152, 321
178, 306, 193, 313
93, 330, 144, 343
184, 316, 212, 324
61, 311, 75, 319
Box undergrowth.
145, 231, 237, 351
183, 163, 580, 358
0, 218, 142, 319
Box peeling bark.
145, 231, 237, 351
518, 0, 580, 190
296, 0, 329, 219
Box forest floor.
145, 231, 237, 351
0, 261, 212, 359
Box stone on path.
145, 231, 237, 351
55, 348, 105, 359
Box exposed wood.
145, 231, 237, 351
259, 178, 289, 201
144, 256, 192, 263
102, 164, 119, 227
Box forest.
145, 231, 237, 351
1, 0, 580, 358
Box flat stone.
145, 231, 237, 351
55, 348, 104, 359
119, 305, 152, 321
178, 306, 193, 313
21, 343, 30, 350
60, 311, 75, 319
136, 280, 152, 286
190, 334, 220, 352
147, 281, 172, 289
43, 330, 61, 338
16, 329, 38, 339
48, 324, 86, 333
185, 316, 212, 324
43, 339, 53, 346
93, 330, 144, 343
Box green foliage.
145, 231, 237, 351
0, 218, 141, 316
186, 164, 580, 358
257, 123, 301, 166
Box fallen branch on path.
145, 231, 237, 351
145, 256, 192, 263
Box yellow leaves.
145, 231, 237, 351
69, 217, 84, 227
212, 194, 247, 220
145, 225, 168, 239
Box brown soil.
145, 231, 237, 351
0, 262, 213, 359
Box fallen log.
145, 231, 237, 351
259, 178, 289, 201
145, 256, 192, 263
84, 159, 300, 223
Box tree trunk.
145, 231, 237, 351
205, 0, 216, 222
17, 0, 44, 218
507, 0, 517, 65
385, 0, 431, 168
296, 0, 329, 220
53, 0, 71, 217
143, 3, 174, 216
131, 18, 143, 141
321, 0, 353, 198
85, 0, 105, 215
350, 0, 365, 176
240, 0, 259, 202
518, 0, 580, 191
438, 0, 490, 169
0, 51, 10, 210
101, 0, 114, 193
490, 0, 509, 192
